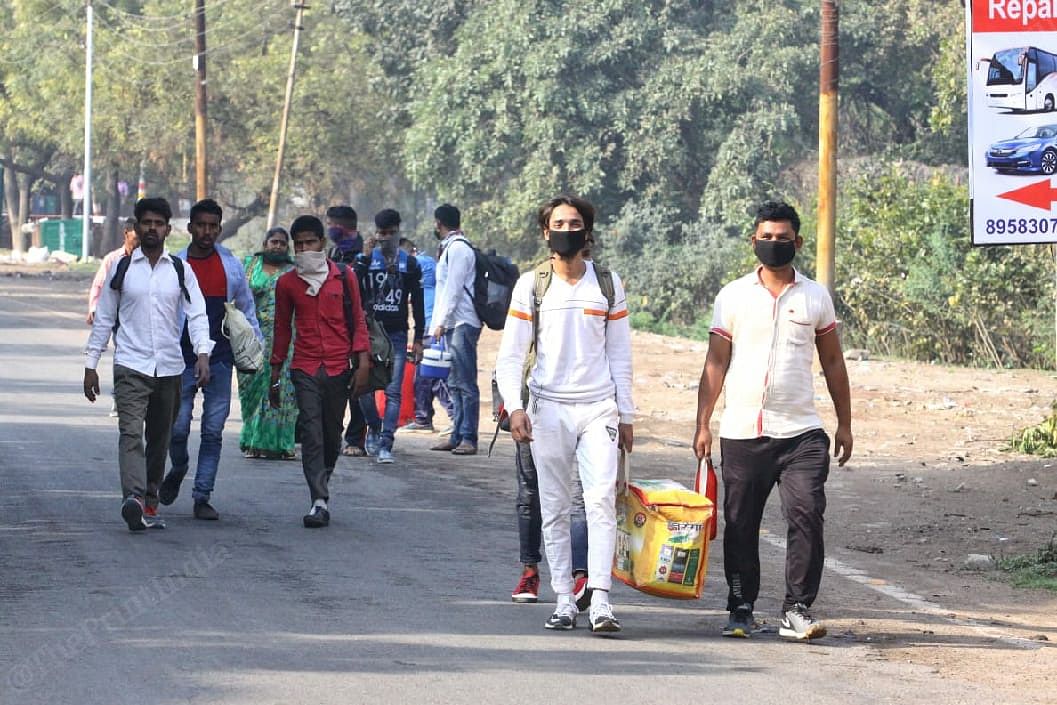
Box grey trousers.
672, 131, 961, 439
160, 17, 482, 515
113, 365, 182, 507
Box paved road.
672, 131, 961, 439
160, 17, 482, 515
0, 276, 1004, 705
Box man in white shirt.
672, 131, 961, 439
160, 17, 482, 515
693, 201, 852, 641
495, 194, 634, 634
430, 204, 481, 455
84, 198, 213, 532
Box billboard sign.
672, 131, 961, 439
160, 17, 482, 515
969, 1, 1057, 244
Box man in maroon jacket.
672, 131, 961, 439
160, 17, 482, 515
272, 215, 370, 528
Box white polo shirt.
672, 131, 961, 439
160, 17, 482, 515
710, 267, 837, 439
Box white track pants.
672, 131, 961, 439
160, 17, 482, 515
529, 396, 619, 596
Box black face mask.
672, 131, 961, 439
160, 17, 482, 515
754, 238, 797, 267
548, 229, 588, 258
260, 250, 293, 265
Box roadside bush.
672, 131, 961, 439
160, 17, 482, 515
837, 169, 1054, 367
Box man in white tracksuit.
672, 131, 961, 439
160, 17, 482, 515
495, 194, 634, 634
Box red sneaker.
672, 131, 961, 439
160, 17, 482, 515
512, 568, 540, 603
574, 574, 593, 612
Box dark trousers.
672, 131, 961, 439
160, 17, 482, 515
515, 440, 588, 570
343, 392, 366, 448
113, 365, 182, 507
720, 429, 830, 612
414, 372, 453, 425
293, 367, 352, 502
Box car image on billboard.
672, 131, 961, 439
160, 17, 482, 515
986, 124, 1057, 175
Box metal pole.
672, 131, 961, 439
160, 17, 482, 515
266, 3, 307, 230
816, 0, 839, 294
82, 0, 94, 260
193, 0, 208, 201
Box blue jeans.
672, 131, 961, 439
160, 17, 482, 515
359, 330, 408, 452
516, 441, 587, 570
169, 359, 233, 503
445, 324, 481, 446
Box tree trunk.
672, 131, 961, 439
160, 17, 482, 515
57, 174, 73, 219
102, 168, 120, 254
2, 167, 18, 251
15, 171, 30, 256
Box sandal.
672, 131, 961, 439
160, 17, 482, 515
281, 450, 297, 461
341, 445, 366, 457
242, 448, 260, 459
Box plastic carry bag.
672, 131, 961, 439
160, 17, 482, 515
222, 301, 264, 373
612, 452, 716, 599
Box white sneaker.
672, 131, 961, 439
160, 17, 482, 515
545, 601, 578, 630
377, 448, 394, 464
779, 603, 826, 640
589, 602, 622, 633
438, 424, 453, 437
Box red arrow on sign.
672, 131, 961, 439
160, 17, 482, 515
997, 178, 1057, 211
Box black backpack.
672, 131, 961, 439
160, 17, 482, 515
109, 254, 190, 331
337, 263, 393, 391
449, 237, 519, 330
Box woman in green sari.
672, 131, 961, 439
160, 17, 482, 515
239, 227, 297, 458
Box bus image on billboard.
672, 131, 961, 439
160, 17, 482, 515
981, 46, 1057, 112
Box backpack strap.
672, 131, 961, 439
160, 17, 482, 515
591, 261, 616, 332
109, 255, 133, 292
336, 263, 356, 341
518, 260, 554, 407
531, 260, 553, 352
170, 256, 191, 303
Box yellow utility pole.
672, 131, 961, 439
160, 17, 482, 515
193, 0, 208, 201
817, 0, 839, 294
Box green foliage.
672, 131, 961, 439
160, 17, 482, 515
1010, 402, 1057, 457
998, 536, 1057, 591
837, 169, 1053, 367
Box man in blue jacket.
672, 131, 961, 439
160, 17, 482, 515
159, 199, 262, 520
399, 237, 453, 433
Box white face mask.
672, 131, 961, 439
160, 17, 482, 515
295, 250, 327, 273
294, 250, 329, 295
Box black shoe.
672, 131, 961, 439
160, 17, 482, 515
193, 501, 219, 521
158, 470, 185, 506
722, 603, 755, 638
121, 496, 148, 532
303, 505, 330, 528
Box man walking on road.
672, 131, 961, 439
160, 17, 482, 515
87, 217, 139, 326
399, 237, 454, 434
87, 217, 140, 417
352, 209, 425, 464
158, 199, 262, 521
324, 205, 370, 456
693, 200, 852, 641
84, 198, 213, 532
272, 215, 370, 528
495, 194, 634, 634
430, 204, 481, 455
